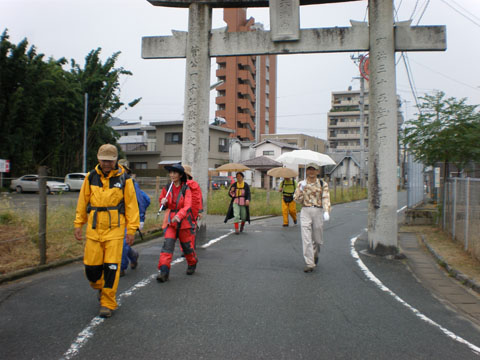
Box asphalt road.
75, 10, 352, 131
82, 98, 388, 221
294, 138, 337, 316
1, 194, 480, 359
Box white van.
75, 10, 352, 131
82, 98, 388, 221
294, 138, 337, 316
64, 173, 87, 191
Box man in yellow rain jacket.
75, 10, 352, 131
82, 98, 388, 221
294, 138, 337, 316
74, 144, 139, 318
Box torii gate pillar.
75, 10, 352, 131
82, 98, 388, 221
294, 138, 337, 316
368, 0, 398, 255
182, 3, 212, 241
143, 0, 446, 251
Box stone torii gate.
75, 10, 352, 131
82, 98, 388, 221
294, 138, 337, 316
142, 0, 446, 253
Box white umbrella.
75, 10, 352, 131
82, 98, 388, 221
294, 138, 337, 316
275, 150, 336, 167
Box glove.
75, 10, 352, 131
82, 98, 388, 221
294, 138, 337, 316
323, 212, 330, 221
139, 222, 144, 230
298, 180, 306, 190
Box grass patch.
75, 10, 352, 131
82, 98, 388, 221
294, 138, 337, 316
401, 224, 480, 284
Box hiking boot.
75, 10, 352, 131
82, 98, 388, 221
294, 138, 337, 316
186, 263, 197, 275
99, 306, 113, 318
120, 269, 126, 277
130, 251, 139, 269
156, 271, 169, 283
303, 265, 314, 273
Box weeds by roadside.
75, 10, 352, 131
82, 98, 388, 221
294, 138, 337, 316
401, 224, 480, 284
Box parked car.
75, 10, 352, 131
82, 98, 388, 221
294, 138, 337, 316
10, 175, 69, 194
211, 176, 234, 190
64, 173, 87, 191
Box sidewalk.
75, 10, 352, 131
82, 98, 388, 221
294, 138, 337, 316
399, 232, 480, 326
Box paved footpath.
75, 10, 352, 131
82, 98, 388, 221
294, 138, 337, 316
399, 232, 480, 326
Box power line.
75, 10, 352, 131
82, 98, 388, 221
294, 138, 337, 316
415, 0, 430, 25
439, 0, 480, 28
407, 58, 480, 92
449, 0, 480, 23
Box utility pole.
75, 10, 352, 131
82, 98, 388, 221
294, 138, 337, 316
83, 93, 88, 173
358, 76, 366, 188
351, 54, 367, 188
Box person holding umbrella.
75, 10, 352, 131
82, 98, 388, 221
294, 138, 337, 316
293, 163, 331, 273
224, 172, 251, 234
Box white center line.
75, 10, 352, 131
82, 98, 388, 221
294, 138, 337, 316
61, 232, 233, 360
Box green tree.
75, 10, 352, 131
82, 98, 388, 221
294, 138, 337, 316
0, 29, 140, 176
402, 91, 480, 172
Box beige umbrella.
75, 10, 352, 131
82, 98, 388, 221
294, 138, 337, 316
267, 167, 298, 178
215, 163, 251, 172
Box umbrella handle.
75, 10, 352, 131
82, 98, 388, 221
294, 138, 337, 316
156, 182, 173, 218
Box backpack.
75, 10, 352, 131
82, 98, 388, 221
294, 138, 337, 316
185, 179, 203, 221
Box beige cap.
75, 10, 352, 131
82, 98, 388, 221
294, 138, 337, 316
97, 144, 118, 161
306, 163, 320, 170
183, 164, 193, 178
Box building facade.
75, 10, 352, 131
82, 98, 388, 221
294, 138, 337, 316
215, 8, 277, 142
113, 121, 233, 170
260, 133, 327, 153
327, 89, 370, 152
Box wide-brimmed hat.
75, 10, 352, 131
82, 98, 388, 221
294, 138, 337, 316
183, 164, 193, 178
118, 159, 131, 172
306, 163, 320, 170
165, 163, 185, 174
97, 144, 118, 161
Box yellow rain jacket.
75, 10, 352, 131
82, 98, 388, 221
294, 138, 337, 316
74, 164, 140, 241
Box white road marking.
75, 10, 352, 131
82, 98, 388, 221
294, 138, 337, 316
62, 232, 233, 360
351, 230, 480, 355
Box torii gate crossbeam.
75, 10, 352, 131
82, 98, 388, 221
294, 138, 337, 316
143, 0, 446, 253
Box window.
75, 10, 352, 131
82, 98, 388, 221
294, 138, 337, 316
165, 132, 182, 144
132, 162, 147, 170
218, 138, 228, 152
137, 131, 143, 136
263, 150, 274, 156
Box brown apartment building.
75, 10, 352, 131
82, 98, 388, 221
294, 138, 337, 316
215, 8, 277, 142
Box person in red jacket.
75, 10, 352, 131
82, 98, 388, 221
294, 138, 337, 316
157, 163, 198, 282
183, 165, 203, 248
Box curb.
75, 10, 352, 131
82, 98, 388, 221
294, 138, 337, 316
0, 228, 164, 285
420, 235, 480, 295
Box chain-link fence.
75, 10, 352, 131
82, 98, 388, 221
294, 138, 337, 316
443, 177, 480, 261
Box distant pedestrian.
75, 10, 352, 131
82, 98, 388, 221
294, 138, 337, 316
293, 163, 331, 273
117, 159, 151, 277
279, 177, 297, 227
74, 144, 139, 318
224, 172, 251, 234
157, 163, 198, 282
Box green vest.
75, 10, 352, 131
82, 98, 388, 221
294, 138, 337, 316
281, 179, 296, 195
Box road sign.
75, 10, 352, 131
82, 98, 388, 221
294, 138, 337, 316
0, 159, 10, 173
359, 54, 369, 81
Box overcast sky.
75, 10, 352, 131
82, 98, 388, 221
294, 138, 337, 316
2, 0, 480, 139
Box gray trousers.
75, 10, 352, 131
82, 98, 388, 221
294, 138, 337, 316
300, 206, 324, 267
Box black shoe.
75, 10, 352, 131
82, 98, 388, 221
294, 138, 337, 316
156, 271, 169, 283
120, 269, 126, 277
294, 220, 297, 225
186, 263, 197, 275
283, 224, 288, 227
130, 251, 139, 269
